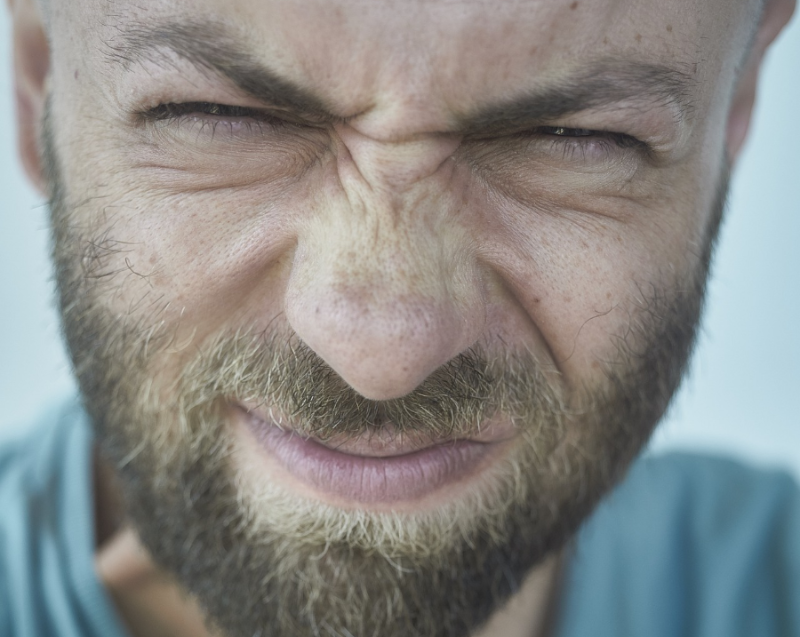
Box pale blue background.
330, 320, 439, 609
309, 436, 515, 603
0, 12, 798, 472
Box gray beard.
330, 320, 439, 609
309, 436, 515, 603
44, 111, 728, 637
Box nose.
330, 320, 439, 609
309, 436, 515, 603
284, 127, 485, 400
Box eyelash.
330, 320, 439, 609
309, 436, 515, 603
141, 102, 292, 137
539, 126, 640, 147
534, 125, 647, 160
141, 102, 646, 158
145, 102, 274, 120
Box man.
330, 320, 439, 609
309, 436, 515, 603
2, 0, 798, 635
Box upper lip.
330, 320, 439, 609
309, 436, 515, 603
235, 401, 517, 458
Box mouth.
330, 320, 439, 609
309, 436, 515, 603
232, 403, 513, 506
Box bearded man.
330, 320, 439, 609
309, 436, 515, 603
2, 0, 798, 635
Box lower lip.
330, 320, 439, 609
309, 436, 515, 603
240, 414, 496, 504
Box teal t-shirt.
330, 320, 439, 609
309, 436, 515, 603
0, 400, 128, 637
1, 399, 799, 637
555, 451, 800, 637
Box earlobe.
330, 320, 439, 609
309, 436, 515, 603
725, 0, 796, 162
10, 0, 50, 195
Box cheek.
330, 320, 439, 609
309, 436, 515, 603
477, 162, 716, 378
70, 179, 307, 345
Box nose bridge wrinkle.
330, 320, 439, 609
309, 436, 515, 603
334, 122, 462, 194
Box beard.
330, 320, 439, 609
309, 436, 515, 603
44, 113, 728, 637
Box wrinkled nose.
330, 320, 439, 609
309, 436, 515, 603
284, 128, 485, 400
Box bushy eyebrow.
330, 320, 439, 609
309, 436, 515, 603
456, 61, 697, 137
106, 20, 335, 122
106, 19, 697, 135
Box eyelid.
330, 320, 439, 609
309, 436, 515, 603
143, 100, 344, 131
466, 124, 647, 153
134, 101, 327, 147
505, 126, 653, 169
140, 102, 287, 124
535, 126, 648, 151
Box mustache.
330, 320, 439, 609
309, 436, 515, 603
178, 332, 561, 442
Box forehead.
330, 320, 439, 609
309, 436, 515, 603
58, 0, 753, 130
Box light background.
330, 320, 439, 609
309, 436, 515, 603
0, 13, 798, 473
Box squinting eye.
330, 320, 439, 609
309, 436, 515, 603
535, 125, 646, 152
135, 101, 304, 146
143, 102, 283, 124
541, 126, 594, 137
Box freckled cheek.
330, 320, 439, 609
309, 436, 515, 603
480, 192, 704, 376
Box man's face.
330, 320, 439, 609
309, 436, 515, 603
42, 0, 752, 635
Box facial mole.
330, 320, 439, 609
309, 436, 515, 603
569, 1, 579, 9
74, 69, 79, 80
666, 24, 673, 33
635, 34, 642, 43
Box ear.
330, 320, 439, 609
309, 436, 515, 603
726, 0, 796, 162
9, 0, 50, 195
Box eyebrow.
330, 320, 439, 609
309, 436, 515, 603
107, 21, 335, 123
456, 61, 696, 137
107, 19, 697, 136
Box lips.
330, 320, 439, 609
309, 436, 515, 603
234, 403, 511, 505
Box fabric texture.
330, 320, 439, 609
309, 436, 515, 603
554, 451, 800, 637
1, 400, 799, 637
0, 399, 128, 637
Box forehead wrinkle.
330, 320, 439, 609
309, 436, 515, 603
102, 18, 336, 120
